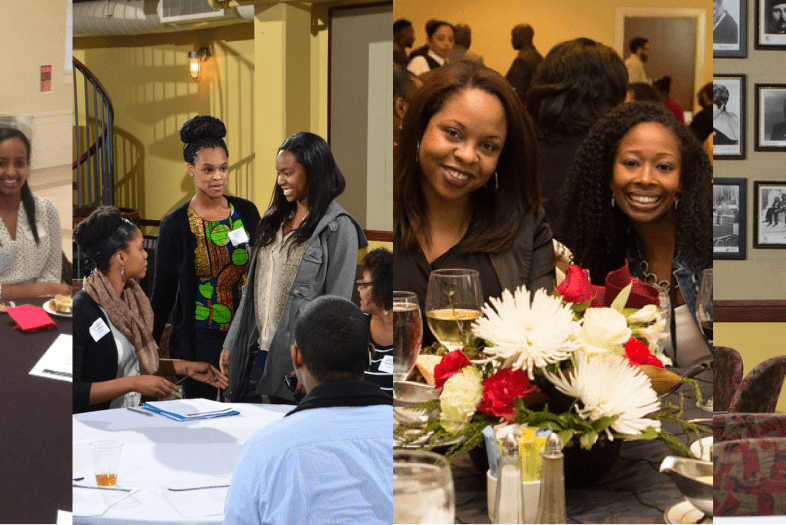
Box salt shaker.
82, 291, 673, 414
493, 433, 525, 523
535, 433, 566, 523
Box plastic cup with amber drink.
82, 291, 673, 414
90, 440, 123, 486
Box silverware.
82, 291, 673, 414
167, 485, 230, 492
73, 484, 131, 492
127, 407, 154, 417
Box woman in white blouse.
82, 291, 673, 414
0, 127, 71, 301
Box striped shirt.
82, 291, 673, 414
224, 404, 393, 525
364, 313, 393, 396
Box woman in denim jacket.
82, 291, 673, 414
220, 133, 367, 403
563, 102, 712, 367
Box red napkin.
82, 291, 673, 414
590, 262, 660, 309
8, 304, 56, 332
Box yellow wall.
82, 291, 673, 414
394, 0, 713, 109
717, 322, 786, 412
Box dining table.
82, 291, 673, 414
452, 366, 713, 524
72, 402, 293, 524
0, 296, 73, 524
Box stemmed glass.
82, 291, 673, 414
393, 450, 455, 524
393, 291, 423, 382
695, 268, 713, 412
425, 269, 483, 351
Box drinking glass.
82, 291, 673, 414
695, 268, 713, 412
393, 291, 423, 382
393, 450, 455, 524
425, 269, 483, 351
90, 440, 124, 486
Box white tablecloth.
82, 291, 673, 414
73, 403, 291, 524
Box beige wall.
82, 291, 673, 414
714, 0, 786, 300
394, 0, 713, 111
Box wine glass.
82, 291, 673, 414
393, 450, 455, 524
393, 291, 423, 382
425, 269, 483, 351
695, 268, 713, 412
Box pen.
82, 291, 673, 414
128, 407, 154, 417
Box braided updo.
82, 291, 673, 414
180, 115, 228, 164
73, 206, 137, 272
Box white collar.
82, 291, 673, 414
427, 49, 446, 65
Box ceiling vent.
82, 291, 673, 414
161, 0, 225, 24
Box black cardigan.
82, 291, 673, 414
73, 290, 118, 414
150, 196, 261, 361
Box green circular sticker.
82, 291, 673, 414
232, 248, 248, 266
199, 282, 214, 299
195, 302, 210, 321
210, 223, 229, 246
232, 219, 244, 232
212, 304, 231, 324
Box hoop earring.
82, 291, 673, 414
674, 194, 680, 210
611, 195, 616, 208
494, 171, 499, 191
416, 141, 420, 164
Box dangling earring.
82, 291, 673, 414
494, 171, 499, 191
121, 264, 125, 277
416, 141, 420, 164
383, 309, 389, 316
674, 194, 680, 210
611, 195, 616, 208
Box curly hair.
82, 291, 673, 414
180, 115, 228, 164
73, 206, 138, 272
362, 248, 392, 310
561, 102, 712, 284
713, 84, 729, 109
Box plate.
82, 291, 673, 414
43, 299, 72, 318
664, 500, 707, 524
393, 429, 463, 449
690, 437, 713, 462
0, 301, 16, 313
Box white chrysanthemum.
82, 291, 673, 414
576, 307, 631, 354
440, 367, 483, 433
473, 287, 581, 379
544, 352, 661, 445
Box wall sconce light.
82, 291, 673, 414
188, 48, 211, 80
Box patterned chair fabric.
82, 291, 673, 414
728, 355, 786, 413
714, 346, 744, 412
714, 437, 786, 516
714, 413, 786, 443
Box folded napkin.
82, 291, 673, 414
8, 304, 56, 332
590, 262, 660, 309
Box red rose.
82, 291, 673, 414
477, 368, 539, 420
434, 350, 471, 389
624, 337, 665, 369
557, 265, 596, 305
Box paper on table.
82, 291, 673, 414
73, 485, 138, 517
29, 333, 73, 382
142, 398, 237, 419
162, 486, 228, 518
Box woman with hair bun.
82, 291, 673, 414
73, 206, 227, 414
220, 132, 367, 404
150, 115, 260, 400
0, 126, 71, 300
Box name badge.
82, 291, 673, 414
89, 318, 110, 342
378, 354, 394, 374
227, 227, 249, 246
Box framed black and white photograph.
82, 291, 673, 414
713, 75, 746, 159
756, 0, 786, 48
714, 178, 747, 259
715, 0, 748, 57
754, 181, 786, 248
755, 84, 786, 150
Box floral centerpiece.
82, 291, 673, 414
394, 264, 708, 462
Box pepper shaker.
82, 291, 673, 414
535, 433, 566, 523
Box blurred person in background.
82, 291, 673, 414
408, 21, 454, 77
505, 24, 543, 104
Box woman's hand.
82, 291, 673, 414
289, 370, 306, 396
219, 348, 231, 375
188, 361, 229, 390
132, 375, 180, 398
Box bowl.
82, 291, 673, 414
659, 456, 713, 516
689, 437, 713, 462
393, 380, 440, 425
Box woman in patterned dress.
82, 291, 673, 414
150, 115, 260, 400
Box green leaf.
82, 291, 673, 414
231, 248, 248, 266
195, 302, 209, 321
199, 282, 214, 299
610, 282, 633, 311
212, 303, 231, 324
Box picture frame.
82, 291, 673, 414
715, 0, 748, 57
755, 84, 786, 150
756, 0, 786, 49
713, 75, 747, 159
714, 178, 747, 259
753, 180, 786, 248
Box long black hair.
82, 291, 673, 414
0, 127, 39, 245
256, 132, 345, 248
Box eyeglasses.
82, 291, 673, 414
356, 280, 373, 288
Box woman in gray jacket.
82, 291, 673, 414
220, 132, 367, 403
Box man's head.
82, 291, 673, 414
454, 23, 472, 49
394, 19, 415, 48
511, 24, 534, 50
768, 0, 786, 33
292, 296, 371, 389
713, 0, 724, 24
629, 37, 650, 62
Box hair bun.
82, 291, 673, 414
180, 115, 226, 144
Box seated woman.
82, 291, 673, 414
562, 102, 712, 367
0, 127, 71, 301
73, 206, 228, 413
394, 61, 556, 348
358, 248, 393, 396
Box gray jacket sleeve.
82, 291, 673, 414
324, 215, 361, 299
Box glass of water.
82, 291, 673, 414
393, 450, 455, 524
393, 291, 423, 381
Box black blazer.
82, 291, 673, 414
73, 290, 118, 414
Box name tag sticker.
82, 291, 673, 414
228, 227, 250, 246
90, 318, 110, 342
378, 355, 394, 374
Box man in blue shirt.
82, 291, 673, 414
224, 296, 393, 525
